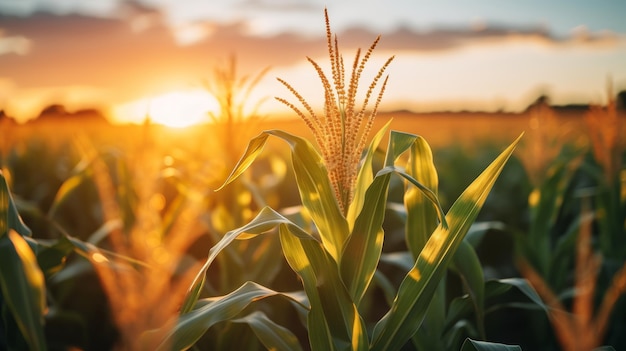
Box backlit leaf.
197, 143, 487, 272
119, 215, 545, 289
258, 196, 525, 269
460, 338, 522, 351
341, 172, 390, 306
405, 135, 439, 256
268, 129, 349, 261
0, 171, 32, 237
371, 134, 522, 351
216, 132, 271, 191
47, 170, 90, 219
154, 281, 305, 351
232, 311, 304, 351
280, 225, 368, 351
183, 207, 312, 316
347, 119, 391, 227
216, 130, 349, 261
0, 230, 47, 351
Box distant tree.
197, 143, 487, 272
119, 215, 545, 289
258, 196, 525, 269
73, 108, 109, 124
617, 90, 626, 110
0, 110, 17, 125
525, 94, 551, 113
38, 104, 67, 120
33, 104, 109, 124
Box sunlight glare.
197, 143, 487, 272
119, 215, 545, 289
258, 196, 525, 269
114, 89, 219, 128
148, 90, 218, 128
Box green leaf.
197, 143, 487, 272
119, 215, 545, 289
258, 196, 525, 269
371, 134, 522, 351
392, 168, 447, 230
465, 222, 506, 248
340, 171, 390, 306
0, 171, 32, 237
411, 282, 447, 351
0, 230, 47, 351
372, 270, 397, 307
26, 235, 75, 277
216, 132, 271, 192
405, 135, 439, 257
384, 131, 417, 168
444, 278, 547, 333
342, 131, 447, 307
488, 278, 547, 313
379, 251, 414, 271
180, 274, 205, 315
451, 240, 485, 339
443, 320, 479, 350
216, 130, 349, 261
280, 225, 368, 351
232, 311, 304, 351
460, 338, 522, 351
267, 130, 349, 261
526, 160, 570, 275
401, 135, 447, 350
153, 281, 305, 351
183, 207, 312, 316
47, 167, 91, 218
347, 119, 391, 227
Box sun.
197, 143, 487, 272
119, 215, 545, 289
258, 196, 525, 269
114, 89, 219, 128
147, 90, 219, 128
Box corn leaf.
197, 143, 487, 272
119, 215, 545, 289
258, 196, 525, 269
0, 171, 45, 350
364, 131, 447, 230
184, 206, 312, 312
347, 119, 392, 227
381, 131, 410, 165
526, 161, 569, 275
216, 130, 349, 261
0, 231, 47, 351
267, 129, 349, 261
465, 222, 506, 248
25, 235, 75, 277
460, 338, 522, 351
154, 281, 305, 351
232, 311, 304, 351
405, 135, 439, 256
216, 132, 271, 191
392, 168, 447, 230
372, 269, 396, 306
341, 131, 446, 307
403, 135, 447, 348
180, 274, 205, 315
280, 225, 368, 351
411, 282, 447, 351
0, 171, 32, 237
371, 134, 522, 351
47, 168, 90, 219
451, 240, 485, 338
340, 171, 389, 306
486, 278, 547, 312
444, 277, 547, 334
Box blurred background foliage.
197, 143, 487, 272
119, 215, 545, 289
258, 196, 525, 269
0, 91, 625, 350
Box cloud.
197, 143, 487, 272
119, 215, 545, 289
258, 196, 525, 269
235, 0, 318, 12
0, 4, 623, 117
0, 34, 31, 55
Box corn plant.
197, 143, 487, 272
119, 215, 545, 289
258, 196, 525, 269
200, 57, 286, 295
0, 170, 46, 351
154, 9, 522, 350
195, 57, 292, 349
516, 89, 626, 350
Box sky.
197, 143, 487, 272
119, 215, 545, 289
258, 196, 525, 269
0, 0, 625, 124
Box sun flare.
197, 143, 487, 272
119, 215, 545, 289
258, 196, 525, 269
113, 89, 219, 128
